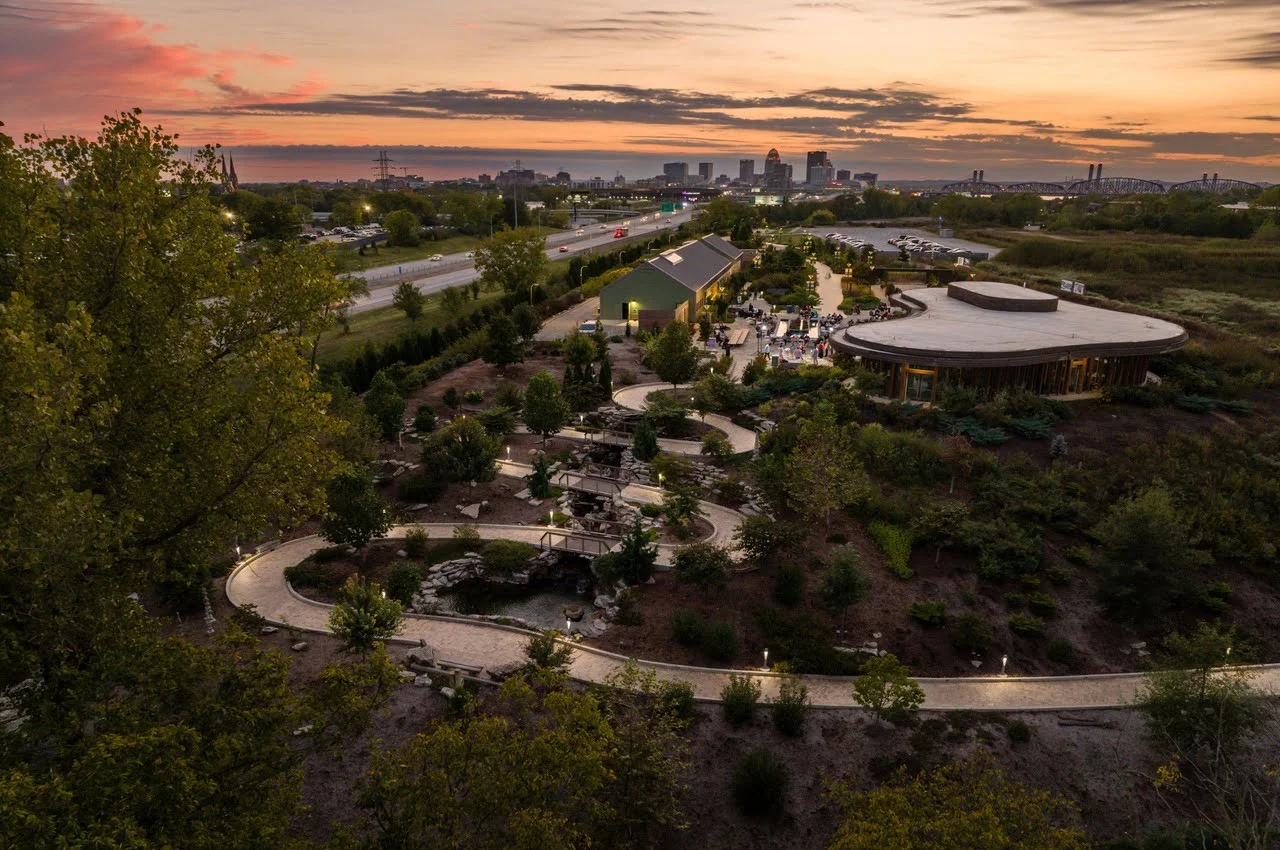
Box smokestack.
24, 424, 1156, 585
1096, 163, 1103, 180
1203, 172, 1209, 182
1212, 172, 1219, 188
972, 169, 978, 182
1088, 164, 1095, 182
978, 169, 984, 182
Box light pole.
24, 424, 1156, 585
763, 648, 769, 669
529, 282, 539, 305
999, 654, 1008, 677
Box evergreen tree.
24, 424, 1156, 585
598, 357, 613, 394
364, 371, 406, 441
632, 419, 660, 462
482, 313, 524, 373
320, 469, 392, 559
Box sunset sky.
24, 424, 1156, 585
2, 0, 1278, 182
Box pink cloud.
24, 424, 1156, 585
0, 2, 314, 137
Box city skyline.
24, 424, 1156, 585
2, 0, 1279, 182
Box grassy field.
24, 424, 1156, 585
331, 236, 482, 273
969, 228, 1280, 339
316, 289, 505, 365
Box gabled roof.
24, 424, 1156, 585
645, 239, 734, 292
699, 233, 745, 261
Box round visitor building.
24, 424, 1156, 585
830, 281, 1188, 404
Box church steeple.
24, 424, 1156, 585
228, 155, 238, 189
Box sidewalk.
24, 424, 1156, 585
225, 532, 1280, 710
612, 382, 757, 453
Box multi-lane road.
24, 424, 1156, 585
346, 209, 695, 314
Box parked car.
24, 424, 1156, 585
577, 320, 598, 334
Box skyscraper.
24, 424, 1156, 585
739, 159, 755, 183
836, 169, 851, 182
806, 150, 832, 185
697, 162, 714, 184
663, 162, 689, 186
763, 148, 787, 189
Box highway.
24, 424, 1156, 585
347, 208, 695, 314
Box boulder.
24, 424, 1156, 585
440, 686, 456, 699
291, 641, 309, 652
413, 674, 433, 687
458, 503, 481, 519
259, 625, 278, 635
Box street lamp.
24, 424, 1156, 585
529, 281, 539, 305
999, 654, 1008, 677
566, 617, 572, 635
763, 648, 769, 669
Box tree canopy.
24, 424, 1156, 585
474, 228, 546, 294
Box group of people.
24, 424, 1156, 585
762, 336, 835, 364
852, 304, 893, 323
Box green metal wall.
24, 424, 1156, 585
598, 266, 693, 321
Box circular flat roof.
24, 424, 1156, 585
834, 282, 1187, 367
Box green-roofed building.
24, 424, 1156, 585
599, 234, 746, 329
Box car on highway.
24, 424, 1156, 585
429, 254, 444, 262
613, 227, 628, 238
576, 229, 585, 235
665, 218, 672, 223
598, 224, 607, 231
464, 252, 475, 260
558, 245, 569, 253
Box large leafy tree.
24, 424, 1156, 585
852, 653, 925, 724
422, 415, 501, 482
391, 281, 426, 322
483, 313, 525, 372
786, 406, 870, 525
522, 369, 570, 446
474, 227, 546, 294
648, 320, 698, 390
828, 755, 1086, 850
383, 208, 420, 246
363, 370, 407, 440
320, 469, 392, 556
0, 113, 385, 843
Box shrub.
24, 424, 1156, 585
481, 539, 538, 575
721, 674, 762, 726
1004, 592, 1028, 610
1045, 565, 1073, 585
413, 404, 437, 434
701, 430, 733, 459
463, 389, 484, 404
1006, 719, 1032, 744
614, 588, 644, 626
310, 545, 348, 564
910, 600, 948, 627
1008, 614, 1046, 636
453, 523, 480, 542
616, 368, 637, 386
773, 564, 805, 606
442, 387, 460, 408
1063, 546, 1092, 566
1174, 394, 1215, 414
671, 608, 705, 646
1008, 417, 1052, 440
731, 748, 789, 816
494, 382, 524, 412
827, 532, 848, 544
703, 620, 741, 662
284, 561, 345, 592
869, 521, 913, 579
1027, 592, 1059, 617
1199, 581, 1233, 614
403, 527, 429, 558
657, 680, 696, 719
639, 503, 663, 518
1046, 638, 1076, 668
398, 474, 446, 504
1217, 398, 1252, 415
1049, 433, 1068, 458
714, 476, 748, 505
386, 561, 425, 606
771, 678, 810, 737
951, 613, 993, 653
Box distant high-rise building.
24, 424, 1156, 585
763, 148, 789, 189
854, 171, 879, 188
554, 170, 571, 185
739, 159, 755, 183
836, 169, 851, 182
478, 173, 493, 184
495, 168, 535, 187
806, 150, 833, 185
697, 162, 714, 184
663, 162, 689, 186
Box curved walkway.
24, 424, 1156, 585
612, 382, 757, 454
496, 459, 745, 564
514, 424, 705, 458
224, 532, 1280, 711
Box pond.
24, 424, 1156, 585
437, 572, 597, 630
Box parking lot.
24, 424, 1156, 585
792, 226, 1001, 258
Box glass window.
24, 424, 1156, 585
905, 369, 935, 403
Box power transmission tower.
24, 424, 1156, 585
371, 150, 395, 189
